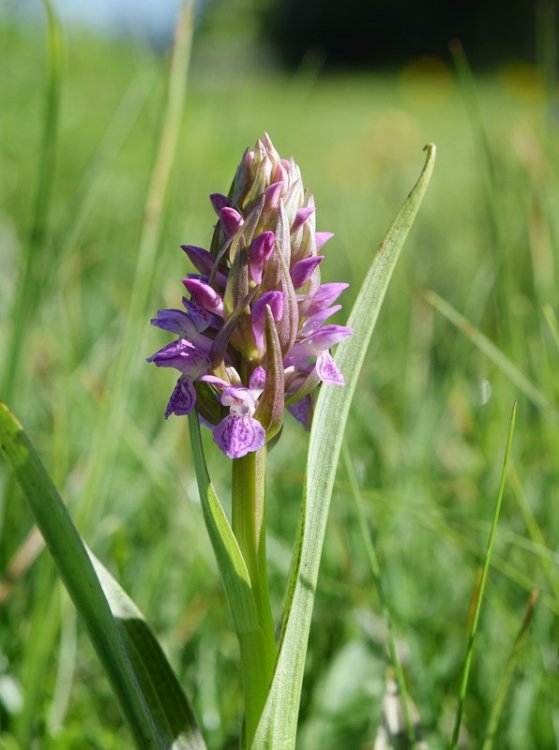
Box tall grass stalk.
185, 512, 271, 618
450, 402, 517, 749
481, 590, 538, 750
76, 0, 194, 529
426, 290, 558, 420
1, 0, 62, 402
342, 445, 418, 749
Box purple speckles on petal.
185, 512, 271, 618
165, 376, 197, 417
213, 415, 266, 458
221, 386, 257, 415
249, 366, 266, 390
316, 351, 344, 386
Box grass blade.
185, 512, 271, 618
0, 402, 206, 750
343, 446, 419, 749
89, 551, 207, 750
252, 144, 436, 750
450, 402, 517, 749
77, 0, 195, 530
426, 290, 559, 421
2, 0, 62, 400
481, 590, 538, 750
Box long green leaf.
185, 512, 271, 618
0, 402, 206, 750
188, 415, 261, 639
450, 402, 516, 749
252, 144, 436, 750
187, 414, 273, 739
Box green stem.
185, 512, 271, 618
232, 448, 276, 746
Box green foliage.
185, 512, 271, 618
0, 404, 205, 749
1, 15, 559, 750
253, 145, 435, 750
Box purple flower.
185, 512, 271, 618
147, 134, 353, 457
213, 386, 266, 459
147, 338, 211, 416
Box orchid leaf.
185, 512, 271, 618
187, 414, 261, 639
188, 414, 277, 746
0, 402, 206, 750
252, 144, 436, 750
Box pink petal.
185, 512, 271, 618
252, 291, 284, 349
265, 181, 283, 209
220, 207, 244, 236
316, 351, 345, 386
292, 206, 315, 233
183, 278, 224, 316
290, 256, 323, 289
300, 305, 342, 337
304, 282, 349, 316
315, 232, 334, 250
249, 231, 275, 284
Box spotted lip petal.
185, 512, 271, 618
165, 376, 197, 417
316, 351, 344, 386
213, 415, 266, 459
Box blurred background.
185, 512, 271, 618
2, 0, 559, 748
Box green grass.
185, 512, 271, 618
1, 16, 559, 750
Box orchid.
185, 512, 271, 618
147, 134, 352, 459
0, 126, 435, 750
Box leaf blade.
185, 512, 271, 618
253, 144, 436, 750
0, 402, 206, 750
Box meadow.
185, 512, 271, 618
1, 12, 559, 750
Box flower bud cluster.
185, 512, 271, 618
148, 134, 352, 458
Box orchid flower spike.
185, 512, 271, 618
147, 134, 352, 458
